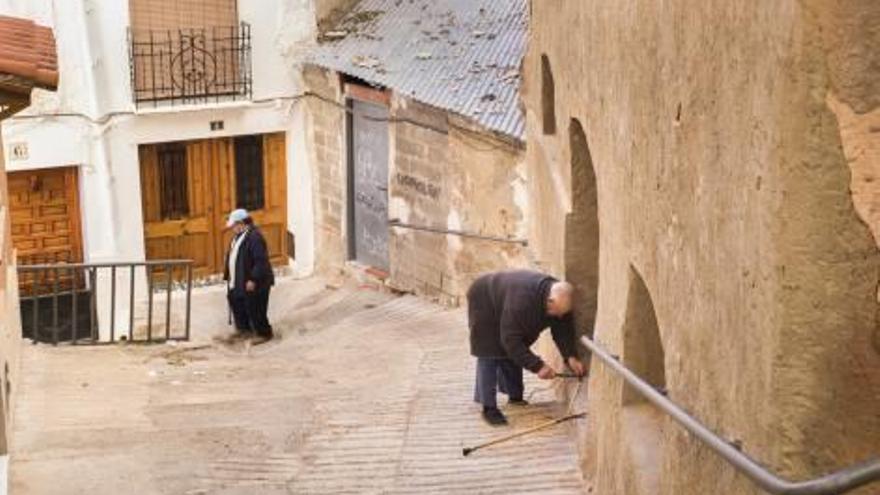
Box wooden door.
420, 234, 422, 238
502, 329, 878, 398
8, 167, 83, 294
8, 167, 82, 266
140, 141, 218, 280
214, 132, 288, 270
140, 133, 287, 280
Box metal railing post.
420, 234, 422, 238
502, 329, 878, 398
129, 264, 136, 341
71, 267, 78, 344
88, 267, 98, 342
110, 265, 116, 342
146, 264, 154, 342
164, 263, 172, 341
32, 271, 40, 343
51, 266, 59, 345
185, 263, 192, 341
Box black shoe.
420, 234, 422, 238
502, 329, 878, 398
508, 398, 529, 407
216, 331, 251, 344
250, 333, 273, 345
482, 407, 508, 426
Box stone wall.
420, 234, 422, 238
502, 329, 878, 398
313, 0, 360, 34
0, 130, 22, 459
303, 65, 348, 275
523, 1, 880, 494
303, 66, 529, 304
388, 98, 528, 305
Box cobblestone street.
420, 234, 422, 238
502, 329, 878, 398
10, 278, 586, 494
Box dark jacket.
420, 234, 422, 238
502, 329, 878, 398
223, 226, 275, 291
467, 270, 577, 373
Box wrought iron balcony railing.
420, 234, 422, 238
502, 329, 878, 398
128, 23, 252, 108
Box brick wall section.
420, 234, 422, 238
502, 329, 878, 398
129, 0, 237, 31
303, 67, 529, 303
303, 66, 348, 274
388, 98, 529, 305
0, 130, 22, 457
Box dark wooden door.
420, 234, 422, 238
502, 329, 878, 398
349, 100, 389, 271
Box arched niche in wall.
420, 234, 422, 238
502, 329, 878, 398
564, 118, 599, 337
619, 264, 666, 491
0, 360, 8, 454
541, 54, 557, 135
621, 265, 666, 405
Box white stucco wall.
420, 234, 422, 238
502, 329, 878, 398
0, 0, 322, 338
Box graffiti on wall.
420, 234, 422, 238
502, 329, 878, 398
396, 172, 441, 200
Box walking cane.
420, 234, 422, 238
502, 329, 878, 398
462, 412, 585, 456
463, 376, 586, 457
226, 281, 232, 326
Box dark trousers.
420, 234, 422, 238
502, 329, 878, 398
473, 357, 524, 409
228, 287, 273, 337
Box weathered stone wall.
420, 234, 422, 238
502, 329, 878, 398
0, 130, 22, 458
312, 0, 360, 33
523, 1, 880, 494
388, 98, 528, 305
304, 66, 529, 303
303, 66, 348, 275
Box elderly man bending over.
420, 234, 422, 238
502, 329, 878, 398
467, 270, 586, 425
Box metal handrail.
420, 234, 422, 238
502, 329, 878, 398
388, 219, 529, 245
17, 260, 193, 344
17, 259, 191, 270
581, 335, 880, 495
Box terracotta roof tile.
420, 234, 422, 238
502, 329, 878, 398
0, 15, 58, 90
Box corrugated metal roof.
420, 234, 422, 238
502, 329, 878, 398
308, 0, 527, 141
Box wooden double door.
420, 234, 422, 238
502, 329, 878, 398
139, 133, 288, 280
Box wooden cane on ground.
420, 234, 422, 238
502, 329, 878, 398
462, 377, 586, 457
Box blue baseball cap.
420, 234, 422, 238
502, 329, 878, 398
226, 208, 249, 227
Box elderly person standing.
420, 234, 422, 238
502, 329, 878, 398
467, 270, 587, 425
224, 208, 275, 343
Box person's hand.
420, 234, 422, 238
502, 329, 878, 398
567, 356, 587, 377
245, 281, 256, 292
537, 365, 556, 380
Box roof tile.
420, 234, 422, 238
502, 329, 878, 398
0, 15, 59, 90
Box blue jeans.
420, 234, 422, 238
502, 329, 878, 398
473, 357, 524, 409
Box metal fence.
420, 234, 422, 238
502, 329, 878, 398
581, 335, 880, 494
128, 22, 252, 107
17, 260, 193, 345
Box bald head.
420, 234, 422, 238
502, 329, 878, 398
547, 281, 574, 317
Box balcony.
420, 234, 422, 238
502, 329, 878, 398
127, 22, 252, 108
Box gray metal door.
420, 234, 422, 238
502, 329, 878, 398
349, 99, 390, 270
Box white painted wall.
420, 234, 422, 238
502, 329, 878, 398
0, 454, 7, 495
0, 0, 323, 338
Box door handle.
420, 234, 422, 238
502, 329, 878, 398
377, 186, 387, 192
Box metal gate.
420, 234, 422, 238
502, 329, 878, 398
348, 99, 390, 271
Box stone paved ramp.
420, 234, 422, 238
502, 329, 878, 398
11, 279, 586, 494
